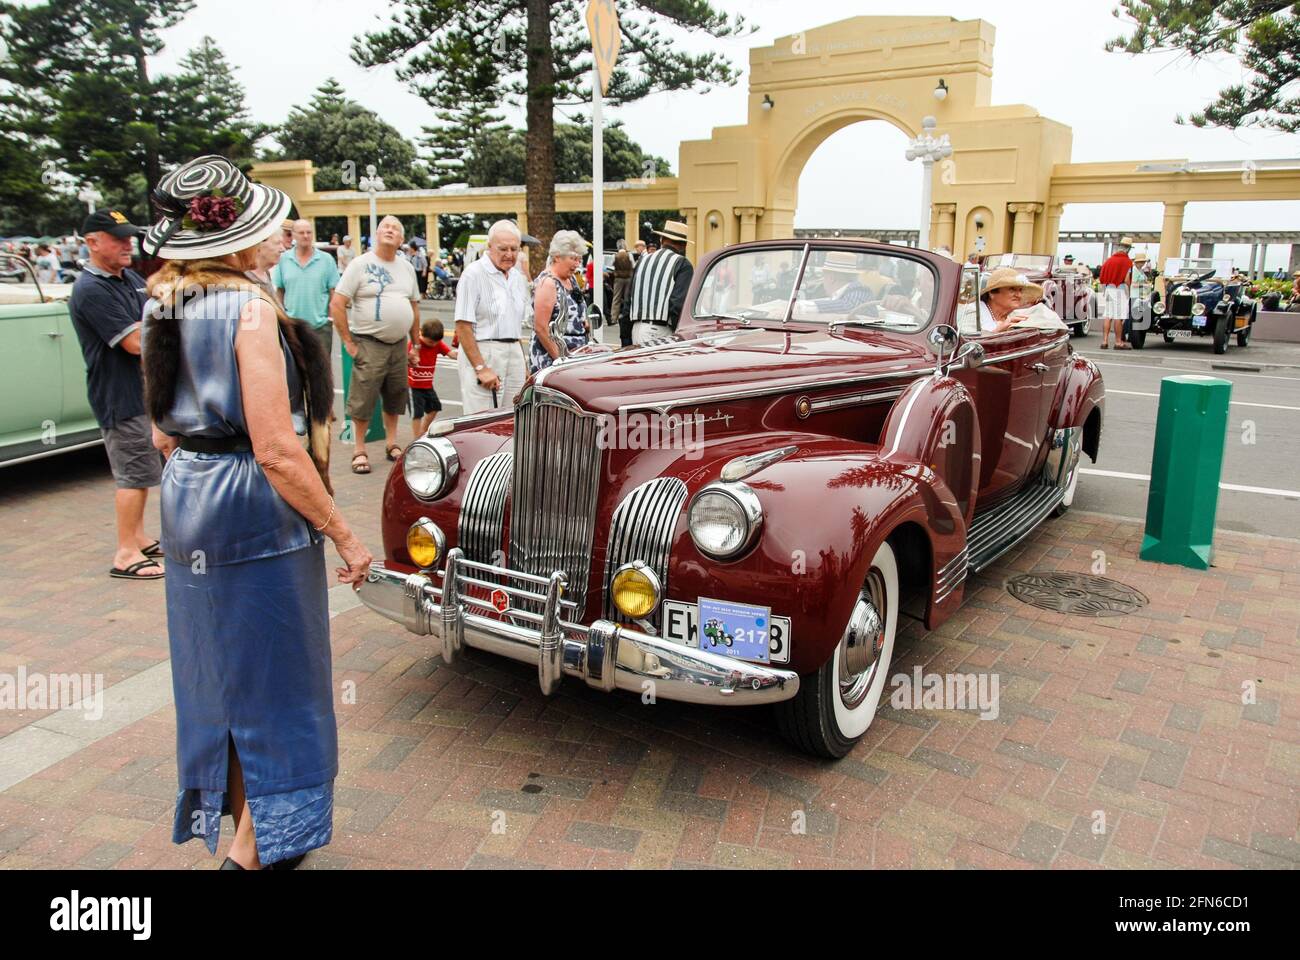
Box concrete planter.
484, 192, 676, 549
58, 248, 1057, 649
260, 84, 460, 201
1254, 310, 1300, 343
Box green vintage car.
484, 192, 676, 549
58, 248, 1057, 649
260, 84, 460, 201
0, 254, 102, 466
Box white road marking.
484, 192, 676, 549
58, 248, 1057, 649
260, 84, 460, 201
1107, 389, 1300, 412
1085, 358, 1300, 383
1081, 468, 1300, 499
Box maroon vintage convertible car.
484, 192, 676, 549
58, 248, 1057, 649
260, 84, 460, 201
358, 241, 1105, 757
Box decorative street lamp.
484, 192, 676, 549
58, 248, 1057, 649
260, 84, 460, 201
904, 116, 952, 251
77, 184, 103, 214
358, 164, 386, 244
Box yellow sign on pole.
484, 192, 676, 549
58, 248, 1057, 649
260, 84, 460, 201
585, 0, 621, 95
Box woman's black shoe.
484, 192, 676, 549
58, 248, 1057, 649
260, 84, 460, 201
267, 854, 306, 871
220, 856, 246, 870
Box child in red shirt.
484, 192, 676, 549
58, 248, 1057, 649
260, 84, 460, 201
408, 318, 458, 439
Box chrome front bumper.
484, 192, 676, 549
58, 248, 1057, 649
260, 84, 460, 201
357, 549, 799, 705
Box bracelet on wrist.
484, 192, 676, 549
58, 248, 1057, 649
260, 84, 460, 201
314, 496, 336, 532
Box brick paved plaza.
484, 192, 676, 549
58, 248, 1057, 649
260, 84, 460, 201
0, 447, 1295, 870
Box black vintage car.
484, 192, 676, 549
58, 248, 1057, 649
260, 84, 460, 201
1148, 258, 1257, 354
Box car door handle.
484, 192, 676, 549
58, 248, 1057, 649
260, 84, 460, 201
1031, 362, 1049, 373
46, 331, 63, 338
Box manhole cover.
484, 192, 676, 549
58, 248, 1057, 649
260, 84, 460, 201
1005, 572, 1148, 617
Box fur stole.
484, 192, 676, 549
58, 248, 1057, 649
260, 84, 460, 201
142, 261, 334, 494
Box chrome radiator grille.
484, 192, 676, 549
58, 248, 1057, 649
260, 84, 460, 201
457, 451, 512, 567
508, 390, 603, 611
1170, 292, 1195, 315
603, 477, 688, 629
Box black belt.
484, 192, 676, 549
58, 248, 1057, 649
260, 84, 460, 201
480, 337, 521, 343
179, 435, 252, 454
353, 333, 407, 345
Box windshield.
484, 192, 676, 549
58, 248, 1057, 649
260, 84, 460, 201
693, 246, 938, 332
991, 253, 1053, 273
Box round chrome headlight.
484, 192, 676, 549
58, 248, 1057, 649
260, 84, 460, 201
1192, 303, 1206, 316
1153, 302, 1165, 315
688, 482, 763, 561
403, 437, 458, 501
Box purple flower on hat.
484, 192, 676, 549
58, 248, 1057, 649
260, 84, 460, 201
184, 192, 243, 232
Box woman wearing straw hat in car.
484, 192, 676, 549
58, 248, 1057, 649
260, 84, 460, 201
978, 267, 1045, 334
140, 155, 373, 870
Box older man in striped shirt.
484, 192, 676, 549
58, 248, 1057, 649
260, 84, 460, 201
619, 219, 695, 346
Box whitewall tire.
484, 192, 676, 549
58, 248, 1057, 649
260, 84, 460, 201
776, 541, 899, 758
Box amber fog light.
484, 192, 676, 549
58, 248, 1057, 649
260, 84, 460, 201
611, 562, 661, 620
406, 518, 445, 569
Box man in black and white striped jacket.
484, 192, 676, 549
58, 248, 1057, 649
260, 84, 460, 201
619, 219, 694, 347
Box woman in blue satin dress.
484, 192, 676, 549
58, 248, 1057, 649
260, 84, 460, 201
140, 156, 373, 870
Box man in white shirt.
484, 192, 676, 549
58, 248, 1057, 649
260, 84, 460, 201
454, 219, 530, 415
330, 215, 421, 474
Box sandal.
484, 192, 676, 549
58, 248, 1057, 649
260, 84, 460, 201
351, 452, 371, 475
109, 558, 164, 581
141, 540, 164, 559
385, 443, 402, 462
1099, 343, 1108, 349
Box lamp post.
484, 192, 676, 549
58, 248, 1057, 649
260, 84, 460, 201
904, 116, 952, 251
358, 164, 386, 246
77, 184, 103, 214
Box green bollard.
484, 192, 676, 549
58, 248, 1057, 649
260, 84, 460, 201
339, 348, 387, 444
1140, 375, 1232, 570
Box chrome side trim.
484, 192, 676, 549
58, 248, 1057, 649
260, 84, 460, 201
808, 388, 904, 414
457, 451, 512, 567
720, 445, 798, 482
934, 546, 969, 604
619, 367, 931, 416
602, 477, 689, 627
982, 336, 1070, 365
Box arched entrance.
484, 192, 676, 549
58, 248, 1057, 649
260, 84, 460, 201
676, 14, 1069, 258
783, 114, 920, 235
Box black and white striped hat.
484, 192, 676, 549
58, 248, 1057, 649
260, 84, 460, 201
142, 155, 291, 260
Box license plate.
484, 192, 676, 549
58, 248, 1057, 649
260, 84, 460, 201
1169, 329, 1193, 339
1191, 316, 1207, 328
662, 600, 791, 664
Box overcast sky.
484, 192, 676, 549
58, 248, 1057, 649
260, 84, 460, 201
148, 0, 1299, 268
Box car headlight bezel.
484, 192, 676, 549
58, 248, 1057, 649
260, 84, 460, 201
1192, 302, 1207, 316
688, 481, 764, 561
1153, 301, 1165, 315
403, 437, 459, 501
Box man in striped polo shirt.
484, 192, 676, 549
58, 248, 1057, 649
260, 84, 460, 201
619, 218, 695, 347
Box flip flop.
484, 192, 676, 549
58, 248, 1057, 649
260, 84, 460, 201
386, 444, 402, 462
141, 540, 164, 559
351, 452, 371, 475
110, 558, 164, 581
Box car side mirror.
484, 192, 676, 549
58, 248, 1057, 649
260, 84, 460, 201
951, 340, 985, 370
928, 323, 958, 374
586, 303, 604, 330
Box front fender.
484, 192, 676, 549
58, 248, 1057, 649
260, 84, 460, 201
663, 440, 965, 675
1053, 353, 1104, 460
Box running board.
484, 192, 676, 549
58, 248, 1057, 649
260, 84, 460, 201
966, 482, 1065, 573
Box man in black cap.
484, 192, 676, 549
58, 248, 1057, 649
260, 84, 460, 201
68, 210, 164, 580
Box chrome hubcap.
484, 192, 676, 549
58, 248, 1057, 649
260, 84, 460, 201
838, 570, 886, 710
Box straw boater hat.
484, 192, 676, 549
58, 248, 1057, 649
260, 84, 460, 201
142, 155, 292, 260
1133, 252, 1150, 264
822, 250, 862, 277
1118, 236, 1135, 247
651, 219, 693, 244
983, 267, 1044, 302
